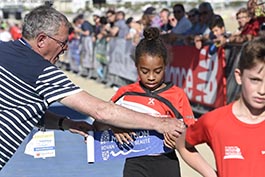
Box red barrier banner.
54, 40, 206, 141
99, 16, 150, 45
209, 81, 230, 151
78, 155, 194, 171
165, 45, 226, 109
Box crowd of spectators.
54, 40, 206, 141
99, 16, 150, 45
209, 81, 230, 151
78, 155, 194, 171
62, 0, 264, 88
1, 0, 265, 88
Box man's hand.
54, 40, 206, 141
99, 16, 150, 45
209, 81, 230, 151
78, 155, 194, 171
157, 118, 185, 138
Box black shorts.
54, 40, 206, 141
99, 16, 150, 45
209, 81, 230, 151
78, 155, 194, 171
123, 151, 181, 177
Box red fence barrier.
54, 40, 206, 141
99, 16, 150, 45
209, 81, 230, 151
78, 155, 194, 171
64, 37, 242, 115
165, 45, 227, 113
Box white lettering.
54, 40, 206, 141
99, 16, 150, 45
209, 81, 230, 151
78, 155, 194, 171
101, 144, 115, 151
165, 66, 193, 99
134, 138, 150, 145
165, 48, 219, 105
132, 130, 150, 139
196, 52, 218, 104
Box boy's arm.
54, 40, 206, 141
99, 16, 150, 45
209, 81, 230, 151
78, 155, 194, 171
175, 131, 217, 177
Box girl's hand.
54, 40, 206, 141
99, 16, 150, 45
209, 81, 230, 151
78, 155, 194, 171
111, 127, 136, 146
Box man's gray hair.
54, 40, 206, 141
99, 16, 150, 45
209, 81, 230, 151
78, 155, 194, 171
22, 5, 71, 39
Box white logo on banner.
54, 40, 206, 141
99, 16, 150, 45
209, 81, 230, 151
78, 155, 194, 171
165, 49, 218, 105
99, 130, 152, 161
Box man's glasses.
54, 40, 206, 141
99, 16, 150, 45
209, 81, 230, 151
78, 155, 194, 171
46, 34, 68, 49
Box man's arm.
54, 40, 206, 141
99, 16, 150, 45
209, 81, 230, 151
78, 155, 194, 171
216, 33, 253, 46
59, 90, 184, 136
43, 110, 94, 137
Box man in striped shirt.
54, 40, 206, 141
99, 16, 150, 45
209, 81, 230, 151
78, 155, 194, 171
0, 5, 185, 170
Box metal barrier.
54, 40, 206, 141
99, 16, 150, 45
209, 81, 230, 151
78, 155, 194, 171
60, 37, 243, 115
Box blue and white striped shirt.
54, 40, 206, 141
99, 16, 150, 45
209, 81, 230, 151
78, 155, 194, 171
0, 40, 81, 170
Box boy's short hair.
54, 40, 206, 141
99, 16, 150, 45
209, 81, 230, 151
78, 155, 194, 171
209, 15, 225, 30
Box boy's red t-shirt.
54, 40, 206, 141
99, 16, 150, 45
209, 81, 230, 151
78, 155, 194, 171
187, 102, 265, 177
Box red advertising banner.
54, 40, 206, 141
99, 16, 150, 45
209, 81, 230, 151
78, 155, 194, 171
165, 45, 226, 109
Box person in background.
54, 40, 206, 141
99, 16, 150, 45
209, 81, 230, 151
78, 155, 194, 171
162, 3, 191, 45
92, 11, 102, 42
108, 10, 129, 39
73, 14, 94, 38
142, 6, 161, 29
0, 20, 8, 30
0, 25, 12, 42
106, 9, 116, 28
217, 1, 265, 46
162, 8, 201, 45
73, 13, 94, 77
168, 12, 178, 30
96, 16, 110, 41
209, 15, 228, 55
247, 0, 265, 18
159, 8, 173, 34
141, 13, 152, 29
194, 15, 226, 54
171, 3, 192, 35
198, 2, 216, 32
0, 5, 185, 171
218, 6, 261, 45
193, 2, 219, 49
187, 8, 201, 34
175, 37, 265, 177
94, 27, 195, 177
186, 8, 201, 34
234, 7, 252, 35
67, 16, 82, 74
9, 23, 22, 40
246, 0, 265, 35
125, 17, 143, 46
181, 8, 201, 45
94, 16, 109, 80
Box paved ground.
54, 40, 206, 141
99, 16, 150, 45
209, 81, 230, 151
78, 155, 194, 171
0, 71, 216, 177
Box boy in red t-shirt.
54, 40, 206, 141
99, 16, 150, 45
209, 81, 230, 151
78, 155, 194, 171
175, 37, 265, 177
